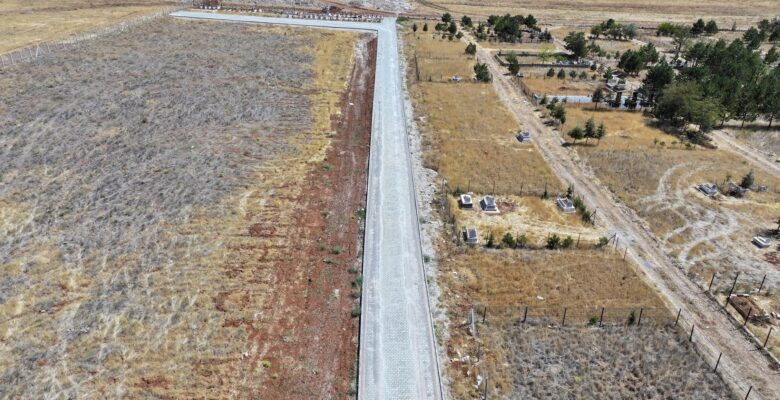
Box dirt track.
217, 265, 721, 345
468, 33, 780, 400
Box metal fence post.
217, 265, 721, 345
713, 352, 722, 372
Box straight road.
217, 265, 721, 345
464, 31, 780, 400
171, 11, 442, 400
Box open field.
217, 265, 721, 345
0, 0, 174, 53
492, 325, 734, 399
404, 20, 560, 197
410, 0, 780, 27
0, 17, 372, 398
409, 80, 561, 194
520, 68, 600, 96
408, 30, 476, 81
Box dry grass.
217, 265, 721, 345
448, 194, 602, 246
412, 82, 561, 194
0, 18, 358, 397
440, 249, 665, 311
406, 28, 475, 80
521, 68, 600, 96
404, 21, 561, 194
0, 0, 172, 53
492, 325, 734, 399
560, 105, 780, 307
412, 0, 779, 27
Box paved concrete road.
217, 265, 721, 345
171, 11, 442, 400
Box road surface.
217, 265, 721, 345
170, 11, 442, 400
464, 31, 780, 400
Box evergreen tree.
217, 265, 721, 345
705, 20, 719, 35
557, 68, 566, 79
568, 126, 585, 143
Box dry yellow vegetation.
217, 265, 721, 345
407, 29, 475, 81
0, 19, 360, 397
0, 0, 172, 53
412, 0, 779, 26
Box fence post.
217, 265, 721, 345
743, 308, 752, 327
599, 307, 604, 327
744, 386, 752, 400
757, 274, 766, 294
562, 308, 567, 326
724, 272, 739, 309
689, 324, 695, 342
522, 306, 528, 323
708, 273, 716, 292
637, 308, 643, 326
764, 327, 773, 348
623, 247, 627, 260
483, 306, 487, 324
674, 308, 681, 327
713, 352, 722, 372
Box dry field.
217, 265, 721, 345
493, 325, 734, 399
0, 0, 174, 53
521, 68, 600, 96
411, 0, 779, 27
0, 18, 373, 398
408, 29, 476, 81
561, 106, 780, 354
403, 21, 564, 232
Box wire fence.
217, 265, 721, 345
455, 305, 776, 399
0, 6, 185, 70
455, 304, 771, 400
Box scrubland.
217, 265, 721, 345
0, 18, 368, 398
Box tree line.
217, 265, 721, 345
643, 38, 780, 137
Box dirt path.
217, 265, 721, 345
466, 33, 780, 399
712, 130, 780, 177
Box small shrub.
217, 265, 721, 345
330, 246, 342, 255
546, 234, 561, 249
561, 235, 574, 248
502, 232, 516, 248
351, 305, 361, 318
262, 360, 271, 368
588, 316, 599, 325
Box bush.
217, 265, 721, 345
546, 234, 561, 249
502, 232, 516, 248
562, 236, 574, 248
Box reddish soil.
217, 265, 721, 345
234, 36, 377, 399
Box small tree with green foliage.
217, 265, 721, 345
740, 170, 755, 189
546, 67, 555, 78
546, 234, 561, 249
474, 62, 492, 82
465, 42, 477, 56
442, 13, 452, 23
501, 233, 516, 248
568, 126, 585, 143
413, 23, 418, 33
461, 15, 473, 27
557, 68, 566, 79
423, 23, 428, 32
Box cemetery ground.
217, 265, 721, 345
402, 20, 734, 399
0, 0, 173, 53
0, 17, 375, 398
561, 104, 780, 359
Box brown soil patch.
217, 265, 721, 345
236, 36, 376, 399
